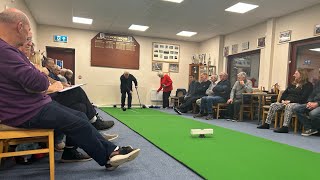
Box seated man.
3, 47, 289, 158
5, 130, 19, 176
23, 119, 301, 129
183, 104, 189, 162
293, 81, 320, 136
42, 57, 113, 131
194, 72, 231, 120
182, 75, 198, 103
226, 72, 253, 121
174, 73, 211, 114
0, 8, 140, 169
194, 74, 218, 115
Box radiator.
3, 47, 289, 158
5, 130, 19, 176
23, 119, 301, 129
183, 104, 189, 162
150, 89, 163, 102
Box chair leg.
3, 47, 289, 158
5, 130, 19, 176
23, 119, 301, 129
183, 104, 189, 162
239, 106, 243, 121
279, 113, 284, 128
0, 140, 3, 165
274, 112, 278, 128
294, 117, 298, 133
48, 131, 55, 180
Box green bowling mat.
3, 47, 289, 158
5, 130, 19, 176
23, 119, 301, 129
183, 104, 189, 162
101, 107, 320, 180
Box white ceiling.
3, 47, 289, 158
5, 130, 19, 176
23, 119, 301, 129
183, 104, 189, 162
24, 0, 320, 42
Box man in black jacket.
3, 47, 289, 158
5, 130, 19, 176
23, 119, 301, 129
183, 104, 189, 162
120, 71, 138, 109
293, 81, 320, 136
174, 73, 211, 114
194, 72, 231, 120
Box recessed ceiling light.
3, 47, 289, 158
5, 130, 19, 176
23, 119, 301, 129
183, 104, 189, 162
176, 31, 197, 37
128, 24, 149, 31
162, 0, 184, 3
309, 48, 320, 52
225, 2, 259, 14
72, 16, 93, 25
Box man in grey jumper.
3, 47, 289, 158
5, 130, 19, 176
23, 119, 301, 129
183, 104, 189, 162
226, 72, 253, 120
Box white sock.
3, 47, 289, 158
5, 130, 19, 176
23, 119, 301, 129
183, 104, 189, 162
90, 116, 97, 123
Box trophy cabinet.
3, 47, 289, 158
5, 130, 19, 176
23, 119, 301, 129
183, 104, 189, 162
189, 64, 216, 81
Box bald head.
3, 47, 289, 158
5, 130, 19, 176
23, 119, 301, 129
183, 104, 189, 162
0, 8, 31, 48
0, 8, 29, 24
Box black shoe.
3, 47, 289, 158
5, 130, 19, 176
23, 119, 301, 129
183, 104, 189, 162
231, 116, 239, 122
92, 115, 114, 130
274, 126, 289, 133
193, 113, 205, 118
105, 146, 140, 170
257, 123, 270, 129
128, 107, 131, 109
205, 114, 214, 120
173, 107, 182, 115
60, 148, 92, 163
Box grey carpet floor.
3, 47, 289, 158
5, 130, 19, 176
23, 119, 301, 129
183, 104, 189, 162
1, 107, 319, 180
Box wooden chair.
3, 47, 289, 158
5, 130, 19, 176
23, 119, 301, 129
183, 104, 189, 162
170, 90, 185, 107
214, 103, 228, 119
279, 113, 299, 133
261, 90, 284, 128
0, 124, 55, 180
240, 98, 254, 121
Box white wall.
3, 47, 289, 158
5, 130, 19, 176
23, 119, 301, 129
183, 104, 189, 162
199, 4, 320, 91
272, 4, 320, 89
0, 0, 38, 46
37, 25, 198, 106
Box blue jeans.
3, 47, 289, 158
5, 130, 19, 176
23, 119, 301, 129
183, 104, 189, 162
293, 104, 320, 130
18, 101, 116, 166
200, 96, 226, 114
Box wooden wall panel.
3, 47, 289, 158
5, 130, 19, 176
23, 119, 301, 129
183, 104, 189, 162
91, 33, 140, 69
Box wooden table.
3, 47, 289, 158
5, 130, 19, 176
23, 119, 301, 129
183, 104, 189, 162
240, 92, 277, 124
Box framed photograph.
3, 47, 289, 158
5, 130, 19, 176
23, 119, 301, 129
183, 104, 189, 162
56, 59, 63, 68
224, 46, 229, 57
152, 62, 163, 71
232, 44, 238, 54
257, 37, 265, 48
169, 63, 179, 73
314, 24, 320, 36
242, 41, 249, 51
279, 30, 291, 43
153, 42, 179, 63
208, 66, 216, 76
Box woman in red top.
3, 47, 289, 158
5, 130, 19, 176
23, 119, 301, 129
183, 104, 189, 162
157, 72, 173, 108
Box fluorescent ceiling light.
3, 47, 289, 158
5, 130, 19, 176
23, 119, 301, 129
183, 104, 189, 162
162, 0, 184, 3
128, 24, 149, 31
309, 48, 320, 52
225, 2, 259, 14
176, 31, 197, 37
72, 16, 93, 25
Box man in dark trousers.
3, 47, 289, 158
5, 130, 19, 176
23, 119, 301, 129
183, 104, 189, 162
120, 71, 138, 109
174, 73, 211, 114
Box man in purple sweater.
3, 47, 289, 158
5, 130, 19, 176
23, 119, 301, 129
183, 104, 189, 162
0, 8, 140, 170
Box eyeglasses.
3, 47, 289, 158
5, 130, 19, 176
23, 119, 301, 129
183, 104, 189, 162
26, 37, 32, 42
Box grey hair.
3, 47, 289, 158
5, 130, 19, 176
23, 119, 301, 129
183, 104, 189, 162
124, 71, 130, 75
237, 72, 247, 78
157, 71, 163, 77
219, 72, 228, 77
42, 57, 54, 66
211, 74, 218, 79
0, 8, 29, 24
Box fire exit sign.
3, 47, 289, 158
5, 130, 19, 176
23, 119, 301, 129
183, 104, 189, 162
54, 35, 68, 43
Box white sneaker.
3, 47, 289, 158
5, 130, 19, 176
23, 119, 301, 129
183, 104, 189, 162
102, 133, 119, 141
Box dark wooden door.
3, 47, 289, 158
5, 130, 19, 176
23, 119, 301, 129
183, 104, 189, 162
46, 46, 75, 85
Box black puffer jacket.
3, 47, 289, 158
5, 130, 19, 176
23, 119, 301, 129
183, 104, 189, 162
281, 82, 313, 104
